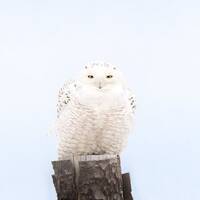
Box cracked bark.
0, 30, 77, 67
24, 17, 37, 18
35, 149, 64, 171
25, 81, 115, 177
52, 156, 133, 200
52, 160, 77, 200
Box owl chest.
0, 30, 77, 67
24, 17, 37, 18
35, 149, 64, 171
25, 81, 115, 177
72, 105, 129, 131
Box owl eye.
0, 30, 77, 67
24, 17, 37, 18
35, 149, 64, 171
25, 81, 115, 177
88, 75, 94, 79
106, 75, 113, 79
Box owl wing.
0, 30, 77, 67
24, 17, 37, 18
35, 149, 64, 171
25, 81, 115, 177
57, 80, 77, 118
127, 89, 136, 114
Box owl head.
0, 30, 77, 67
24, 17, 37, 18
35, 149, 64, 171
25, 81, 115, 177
79, 62, 126, 90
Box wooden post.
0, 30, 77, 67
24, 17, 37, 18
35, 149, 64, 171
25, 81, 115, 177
52, 155, 134, 200
52, 160, 77, 200
122, 173, 133, 200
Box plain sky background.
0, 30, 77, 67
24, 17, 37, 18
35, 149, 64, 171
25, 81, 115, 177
0, 0, 200, 200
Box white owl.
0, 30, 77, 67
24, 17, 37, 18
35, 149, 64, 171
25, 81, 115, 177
55, 62, 136, 160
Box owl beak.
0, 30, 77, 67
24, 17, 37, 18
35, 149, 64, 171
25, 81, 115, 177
98, 82, 102, 89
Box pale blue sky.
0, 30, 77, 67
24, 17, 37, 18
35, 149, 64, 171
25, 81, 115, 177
0, 1, 200, 200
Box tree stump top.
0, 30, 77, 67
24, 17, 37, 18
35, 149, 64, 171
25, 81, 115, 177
52, 155, 133, 200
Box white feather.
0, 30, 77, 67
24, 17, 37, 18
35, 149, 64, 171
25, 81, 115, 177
54, 62, 136, 160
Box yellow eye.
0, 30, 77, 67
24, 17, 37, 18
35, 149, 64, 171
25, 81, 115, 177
106, 75, 113, 78
88, 75, 94, 79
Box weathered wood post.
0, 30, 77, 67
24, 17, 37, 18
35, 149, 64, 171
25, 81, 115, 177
52, 155, 133, 200
52, 160, 77, 200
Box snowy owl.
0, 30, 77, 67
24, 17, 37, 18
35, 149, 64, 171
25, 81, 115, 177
55, 62, 136, 160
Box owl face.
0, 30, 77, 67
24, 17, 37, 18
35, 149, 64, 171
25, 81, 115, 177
79, 62, 125, 90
